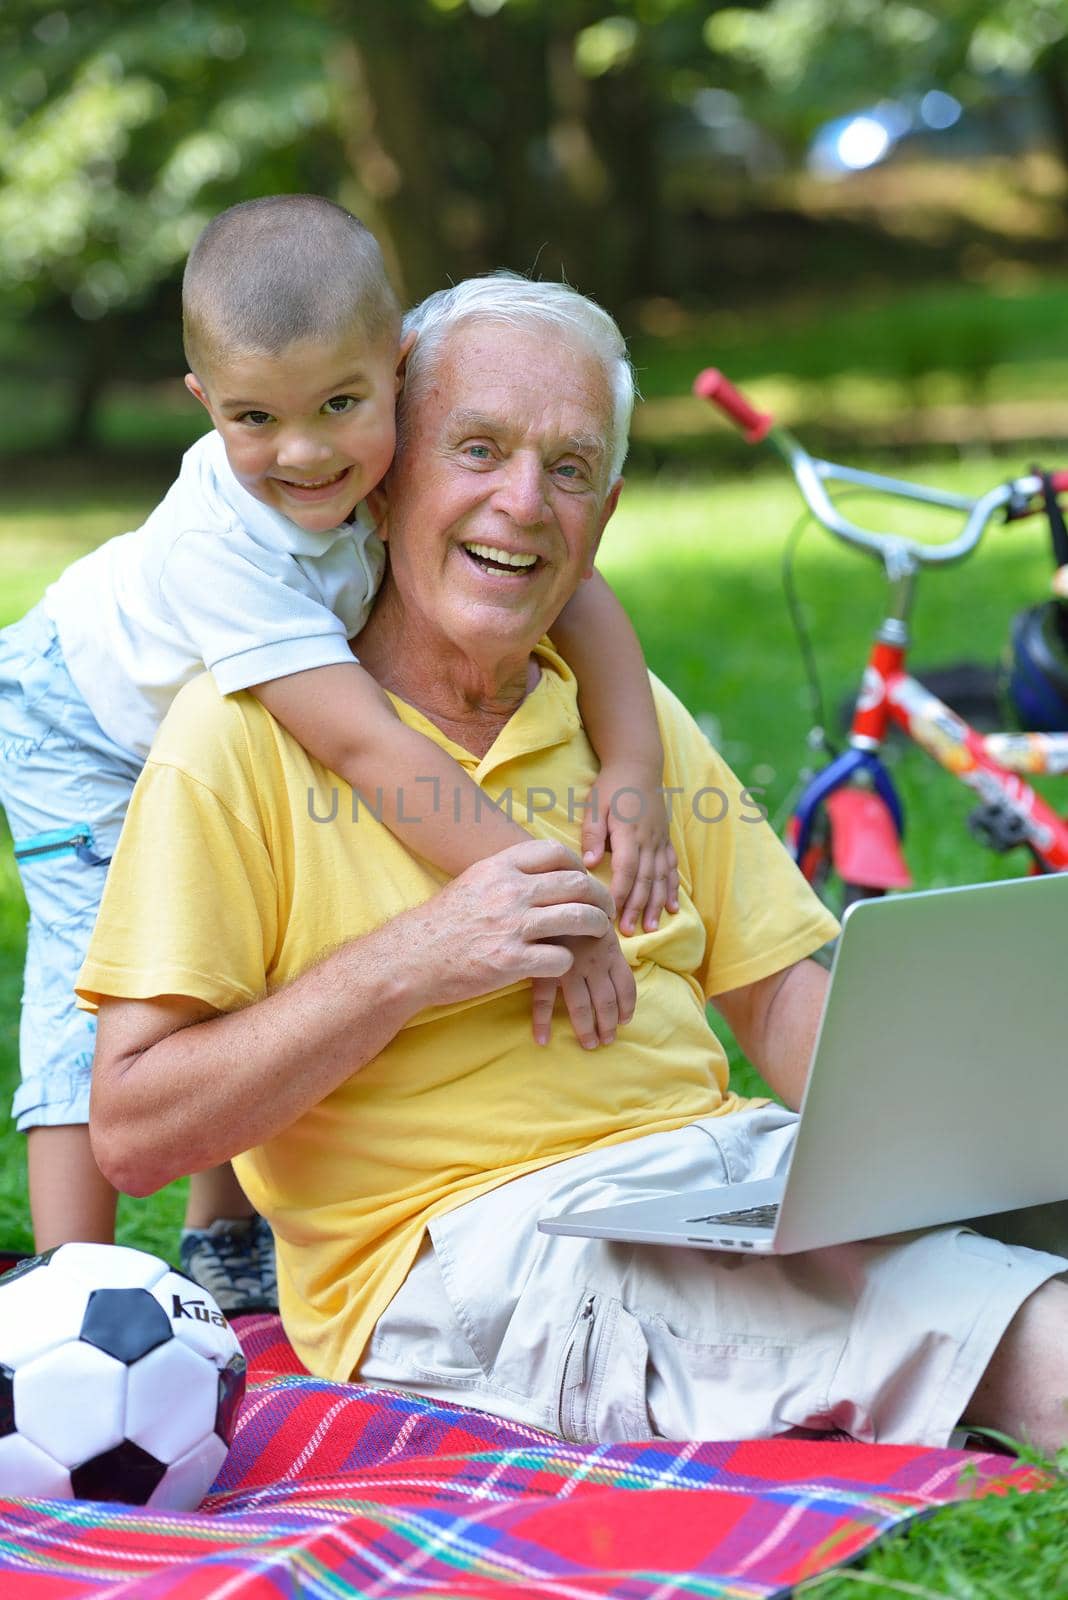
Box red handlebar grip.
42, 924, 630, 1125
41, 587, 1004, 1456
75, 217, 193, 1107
693, 368, 773, 444
1049, 470, 1068, 494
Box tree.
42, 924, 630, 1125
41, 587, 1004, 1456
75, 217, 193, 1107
331, 0, 717, 306
2, 0, 731, 317
704, 0, 1068, 162
7, 0, 1058, 447
0, 0, 344, 441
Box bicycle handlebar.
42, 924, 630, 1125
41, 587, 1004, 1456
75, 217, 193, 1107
692, 369, 774, 444
693, 366, 1066, 572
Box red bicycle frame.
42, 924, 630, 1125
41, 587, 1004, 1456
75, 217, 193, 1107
838, 637, 1068, 885
695, 367, 1068, 891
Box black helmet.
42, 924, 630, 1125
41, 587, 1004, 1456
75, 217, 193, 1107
1007, 601, 1068, 732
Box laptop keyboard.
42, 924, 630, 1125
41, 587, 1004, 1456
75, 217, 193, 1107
685, 1203, 780, 1229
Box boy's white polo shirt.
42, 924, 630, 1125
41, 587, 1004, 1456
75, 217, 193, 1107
45, 429, 384, 759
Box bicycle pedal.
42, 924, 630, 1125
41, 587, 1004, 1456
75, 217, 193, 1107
966, 799, 1030, 853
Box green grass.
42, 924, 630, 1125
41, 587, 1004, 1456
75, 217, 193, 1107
631, 277, 1068, 399
1, 452, 1066, 1593
626, 275, 1068, 471
799, 1450, 1068, 1599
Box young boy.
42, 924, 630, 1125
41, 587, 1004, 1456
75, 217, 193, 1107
0, 195, 677, 1310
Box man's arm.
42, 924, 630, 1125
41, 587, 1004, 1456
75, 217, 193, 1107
90, 840, 614, 1197
710, 958, 829, 1111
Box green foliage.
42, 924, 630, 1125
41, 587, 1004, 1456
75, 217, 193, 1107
0, 0, 711, 319
706, 0, 1068, 143
4, 0, 1067, 452
0, 1, 338, 323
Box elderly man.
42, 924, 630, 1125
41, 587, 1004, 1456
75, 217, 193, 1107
83, 276, 1068, 1450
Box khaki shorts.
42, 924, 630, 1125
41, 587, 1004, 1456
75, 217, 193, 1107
359, 1107, 1067, 1446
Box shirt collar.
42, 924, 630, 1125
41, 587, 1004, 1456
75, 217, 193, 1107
388, 639, 583, 780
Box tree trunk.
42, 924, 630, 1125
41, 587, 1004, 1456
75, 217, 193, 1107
1038, 41, 1068, 218
66, 324, 109, 451
542, 25, 612, 294
478, 8, 549, 276
330, 0, 451, 303
593, 51, 662, 303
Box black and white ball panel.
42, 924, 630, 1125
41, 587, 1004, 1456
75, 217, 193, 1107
15, 1341, 129, 1468
71, 1439, 167, 1504
0, 1431, 73, 1500
0, 1259, 95, 1370
0, 1243, 246, 1510
81, 1288, 172, 1364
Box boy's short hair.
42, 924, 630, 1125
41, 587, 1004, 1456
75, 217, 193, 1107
183, 195, 400, 379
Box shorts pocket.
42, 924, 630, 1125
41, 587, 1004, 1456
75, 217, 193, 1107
14, 823, 110, 869
644, 1314, 829, 1440
555, 1291, 653, 1444
15, 825, 109, 937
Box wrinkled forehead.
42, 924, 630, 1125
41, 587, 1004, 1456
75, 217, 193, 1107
430, 319, 614, 446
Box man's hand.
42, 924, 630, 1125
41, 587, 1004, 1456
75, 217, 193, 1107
406, 839, 616, 1012
91, 839, 616, 1195
530, 928, 636, 1049
580, 761, 680, 936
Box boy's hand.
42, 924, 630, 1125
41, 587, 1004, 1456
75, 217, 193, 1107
530, 929, 636, 1049
580, 762, 680, 936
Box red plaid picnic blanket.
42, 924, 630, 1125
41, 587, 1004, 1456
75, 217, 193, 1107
0, 1311, 1045, 1599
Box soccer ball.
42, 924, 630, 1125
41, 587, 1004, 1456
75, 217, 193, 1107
0, 1242, 246, 1510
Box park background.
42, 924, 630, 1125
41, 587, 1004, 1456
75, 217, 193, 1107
3, 4, 1068, 1588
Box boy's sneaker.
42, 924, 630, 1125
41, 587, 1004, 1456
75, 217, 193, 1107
179, 1216, 278, 1315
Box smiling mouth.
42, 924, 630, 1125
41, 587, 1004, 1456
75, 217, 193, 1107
462, 541, 540, 574
276, 468, 350, 493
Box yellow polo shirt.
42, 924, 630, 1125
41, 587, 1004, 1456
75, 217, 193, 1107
78, 642, 837, 1379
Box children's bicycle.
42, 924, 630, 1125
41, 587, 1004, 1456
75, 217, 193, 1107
694, 367, 1068, 910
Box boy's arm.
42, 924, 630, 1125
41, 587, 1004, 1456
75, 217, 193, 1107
553, 571, 663, 770
251, 661, 528, 873
551, 571, 679, 933
249, 662, 635, 1049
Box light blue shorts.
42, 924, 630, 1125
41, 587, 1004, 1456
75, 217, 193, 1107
0, 604, 142, 1130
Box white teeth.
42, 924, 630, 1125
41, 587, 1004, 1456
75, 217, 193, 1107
464, 543, 537, 569
281, 471, 344, 489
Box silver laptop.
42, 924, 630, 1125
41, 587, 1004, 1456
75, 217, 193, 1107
539, 874, 1068, 1256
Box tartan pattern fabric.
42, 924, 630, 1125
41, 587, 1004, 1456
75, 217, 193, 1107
0, 1310, 1045, 1599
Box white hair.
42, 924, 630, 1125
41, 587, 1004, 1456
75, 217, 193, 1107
401, 273, 635, 481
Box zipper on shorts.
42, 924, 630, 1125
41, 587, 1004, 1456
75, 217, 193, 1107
13, 826, 110, 867
556, 1294, 596, 1440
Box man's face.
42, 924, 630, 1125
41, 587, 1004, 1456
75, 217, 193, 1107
185, 332, 407, 534
380, 320, 622, 651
